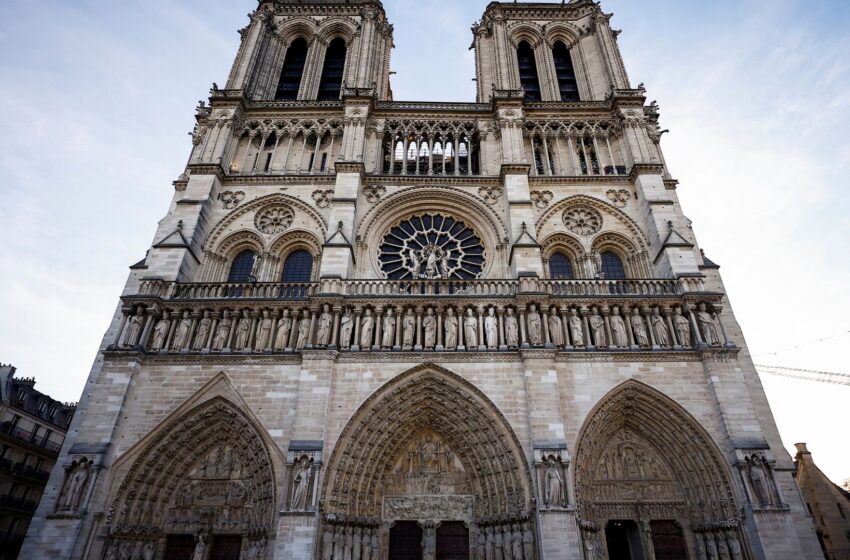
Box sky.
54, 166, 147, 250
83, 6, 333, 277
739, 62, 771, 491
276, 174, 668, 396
0, 0, 848, 484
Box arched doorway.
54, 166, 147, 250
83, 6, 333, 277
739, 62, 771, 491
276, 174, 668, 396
104, 396, 277, 559
574, 381, 747, 560
320, 365, 535, 559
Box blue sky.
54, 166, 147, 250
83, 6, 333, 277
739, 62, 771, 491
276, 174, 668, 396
0, 0, 848, 483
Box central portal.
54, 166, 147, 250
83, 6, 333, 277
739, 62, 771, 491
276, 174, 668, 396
387, 521, 470, 560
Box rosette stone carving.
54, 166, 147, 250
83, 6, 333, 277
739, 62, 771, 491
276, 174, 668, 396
563, 206, 603, 236
254, 205, 294, 234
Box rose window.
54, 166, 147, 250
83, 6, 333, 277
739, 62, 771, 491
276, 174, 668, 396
563, 206, 603, 236
254, 205, 294, 235
378, 214, 485, 280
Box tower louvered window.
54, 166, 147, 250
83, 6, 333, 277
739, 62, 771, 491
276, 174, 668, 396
553, 41, 580, 101
317, 38, 347, 101
275, 38, 308, 101
517, 41, 541, 102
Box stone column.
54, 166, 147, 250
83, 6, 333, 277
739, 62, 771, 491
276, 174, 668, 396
541, 306, 553, 348
581, 307, 592, 349
560, 307, 572, 350
497, 307, 507, 351
602, 307, 615, 350
415, 307, 423, 351
330, 307, 341, 350
519, 309, 529, 349
477, 306, 486, 351
352, 309, 362, 352
436, 309, 444, 351
624, 306, 637, 350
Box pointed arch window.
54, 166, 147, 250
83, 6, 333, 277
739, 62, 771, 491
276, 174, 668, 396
275, 38, 308, 101
317, 38, 347, 101
228, 250, 256, 282
516, 41, 541, 102
600, 251, 626, 280
552, 41, 580, 101
549, 253, 574, 280
282, 250, 313, 282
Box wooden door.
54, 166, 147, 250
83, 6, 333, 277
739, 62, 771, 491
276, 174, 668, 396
436, 522, 469, 560
163, 535, 195, 560
389, 521, 423, 560
209, 535, 243, 560
650, 521, 688, 560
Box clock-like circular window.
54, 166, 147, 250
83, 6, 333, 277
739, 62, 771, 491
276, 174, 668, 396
378, 214, 486, 280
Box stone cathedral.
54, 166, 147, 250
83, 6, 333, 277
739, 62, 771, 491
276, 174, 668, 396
22, 1, 822, 559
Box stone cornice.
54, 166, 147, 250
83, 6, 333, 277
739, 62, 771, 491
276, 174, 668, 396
362, 175, 501, 187
529, 174, 632, 186
629, 163, 666, 179
220, 173, 336, 187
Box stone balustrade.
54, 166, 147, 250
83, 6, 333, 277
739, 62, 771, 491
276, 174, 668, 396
113, 277, 733, 355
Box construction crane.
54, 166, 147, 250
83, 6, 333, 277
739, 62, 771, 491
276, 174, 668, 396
755, 365, 850, 387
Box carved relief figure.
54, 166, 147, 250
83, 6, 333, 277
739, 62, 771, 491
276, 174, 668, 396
544, 456, 563, 507
485, 307, 498, 348
549, 308, 564, 347
120, 306, 145, 348
360, 309, 375, 348
444, 308, 458, 349
494, 525, 504, 560
697, 303, 721, 345
58, 460, 91, 512
352, 527, 362, 560
486, 526, 495, 560
423, 308, 436, 349
274, 309, 292, 350
610, 307, 628, 347
569, 309, 584, 347
523, 522, 534, 560
589, 307, 606, 346
502, 526, 513, 560
361, 528, 372, 560
511, 525, 523, 560
464, 308, 479, 348
150, 317, 170, 351
291, 455, 312, 510
382, 308, 397, 349
631, 307, 649, 346
504, 308, 519, 348
344, 526, 354, 560
235, 309, 252, 350
333, 526, 345, 560
674, 307, 692, 347
172, 310, 193, 350
254, 309, 273, 351
651, 308, 670, 347
316, 304, 333, 347
296, 311, 311, 349
192, 310, 212, 351
402, 308, 416, 348
339, 308, 353, 349
526, 304, 542, 345
322, 528, 334, 560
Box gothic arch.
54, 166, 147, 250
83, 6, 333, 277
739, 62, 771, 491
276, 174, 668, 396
543, 22, 582, 48
104, 375, 281, 552
537, 194, 650, 252
275, 16, 318, 45
218, 230, 267, 259
268, 229, 322, 280
541, 232, 585, 278
355, 186, 508, 279
574, 380, 746, 556
316, 17, 358, 44
322, 364, 534, 520
507, 22, 545, 49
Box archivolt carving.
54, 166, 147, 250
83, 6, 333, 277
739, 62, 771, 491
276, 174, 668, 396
507, 22, 545, 49
541, 232, 584, 261
216, 230, 266, 260
537, 195, 649, 252
274, 16, 318, 45
316, 16, 359, 43
105, 396, 277, 540
543, 22, 582, 48
574, 381, 740, 526
322, 364, 533, 519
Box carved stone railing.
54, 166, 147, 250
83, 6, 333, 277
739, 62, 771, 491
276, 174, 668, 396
541, 278, 681, 297
336, 278, 517, 297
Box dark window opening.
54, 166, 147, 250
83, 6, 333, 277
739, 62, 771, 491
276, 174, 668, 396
553, 41, 580, 101
549, 253, 574, 280
605, 520, 645, 560
228, 250, 256, 283
601, 251, 626, 280
317, 38, 347, 101
282, 250, 314, 283
517, 41, 542, 102
275, 38, 308, 101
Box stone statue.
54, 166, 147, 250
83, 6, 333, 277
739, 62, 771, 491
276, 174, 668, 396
371, 529, 379, 556
651, 308, 670, 347
631, 307, 649, 346
422, 525, 436, 560
402, 308, 416, 348
361, 528, 372, 560
727, 534, 743, 560
120, 306, 145, 348
706, 533, 719, 560
333, 527, 345, 560
143, 542, 155, 560
249, 251, 262, 281
382, 308, 397, 348
610, 307, 628, 348
569, 309, 584, 347
171, 310, 193, 350
291, 455, 311, 509
423, 308, 436, 349
589, 307, 606, 347
254, 309, 273, 351
193, 310, 212, 351
523, 522, 534, 560
409, 248, 421, 278
150, 317, 170, 351
212, 310, 232, 351
544, 457, 563, 507
494, 525, 504, 559
485, 307, 498, 348
322, 528, 334, 560
511, 525, 523, 560
296, 311, 311, 349
344, 526, 354, 560
748, 455, 772, 506
235, 310, 252, 350
339, 308, 353, 349
697, 303, 721, 345
504, 308, 519, 348
526, 304, 542, 345
274, 309, 292, 350
104, 542, 119, 560
444, 308, 458, 349
674, 307, 692, 347
477, 530, 486, 560
549, 308, 564, 347
464, 308, 478, 348
352, 528, 362, 560
316, 304, 333, 347
360, 309, 375, 347
485, 526, 495, 560
192, 535, 206, 560
503, 525, 513, 560
59, 461, 90, 512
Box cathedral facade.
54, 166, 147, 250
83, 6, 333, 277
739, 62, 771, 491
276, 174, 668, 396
22, 1, 822, 559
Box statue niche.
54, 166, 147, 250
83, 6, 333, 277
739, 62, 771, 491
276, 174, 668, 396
385, 430, 470, 497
